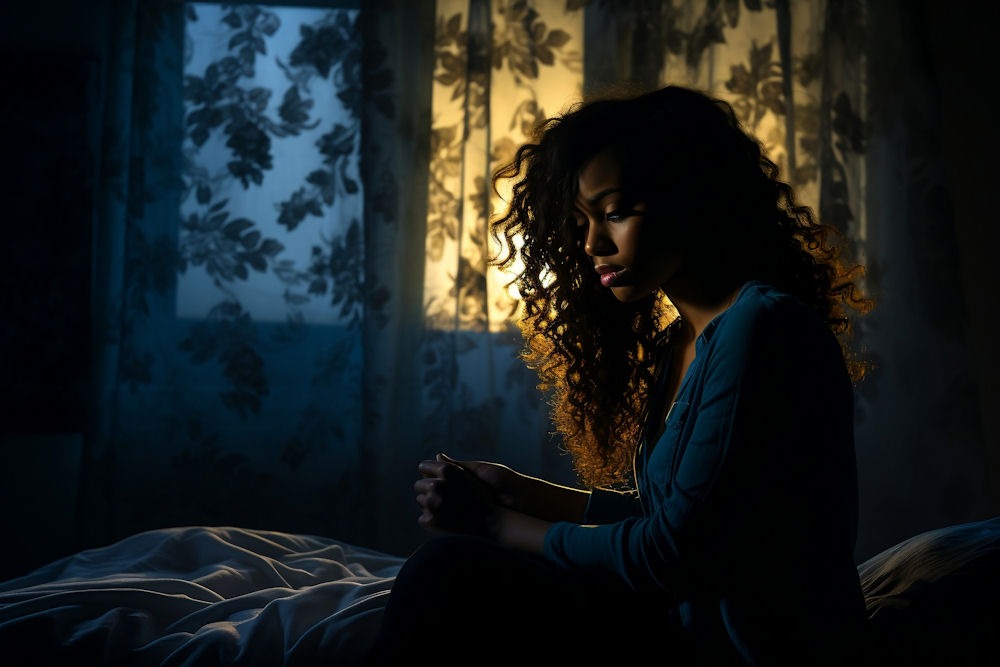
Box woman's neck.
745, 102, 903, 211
665, 280, 745, 340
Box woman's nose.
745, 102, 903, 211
584, 224, 614, 256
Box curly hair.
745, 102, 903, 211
489, 85, 873, 489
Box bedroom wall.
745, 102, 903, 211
0, 0, 998, 579
919, 0, 1000, 508
0, 2, 107, 579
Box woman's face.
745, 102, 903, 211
573, 150, 684, 303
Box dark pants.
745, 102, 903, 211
368, 534, 694, 665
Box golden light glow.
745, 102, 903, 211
426, 0, 583, 332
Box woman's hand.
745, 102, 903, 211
413, 453, 556, 555
414, 454, 506, 537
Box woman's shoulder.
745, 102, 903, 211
732, 281, 820, 320
734, 280, 802, 308
708, 282, 844, 379
715, 281, 830, 343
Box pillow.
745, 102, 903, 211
857, 515, 1000, 665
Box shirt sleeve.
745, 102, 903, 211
582, 487, 642, 523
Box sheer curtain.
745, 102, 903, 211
78, 0, 985, 559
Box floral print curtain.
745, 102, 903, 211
80, 0, 978, 560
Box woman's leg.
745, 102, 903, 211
369, 534, 630, 664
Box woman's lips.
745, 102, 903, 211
596, 266, 631, 287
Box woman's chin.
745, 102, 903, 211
609, 285, 654, 303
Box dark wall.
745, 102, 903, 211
0, 3, 107, 578
848, 0, 1000, 561
919, 0, 1000, 487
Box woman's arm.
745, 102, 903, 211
493, 507, 551, 556
414, 455, 644, 557
418, 454, 590, 523
487, 464, 591, 523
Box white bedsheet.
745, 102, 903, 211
0, 526, 403, 665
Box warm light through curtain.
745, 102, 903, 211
426, 0, 584, 334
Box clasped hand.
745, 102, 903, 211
414, 453, 517, 538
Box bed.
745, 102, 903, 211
1, 516, 998, 665
0, 527, 402, 665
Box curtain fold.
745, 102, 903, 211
81, 0, 137, 551
854, 0, 989, 557
359, 0, 437, 551
83, 0, 188, 551
76, 0, 989, 560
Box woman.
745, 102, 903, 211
370, 85, 874, 665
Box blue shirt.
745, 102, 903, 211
543, 281, 866, 663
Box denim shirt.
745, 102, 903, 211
543, 281, 865, 662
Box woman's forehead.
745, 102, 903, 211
576, 151, 622, 200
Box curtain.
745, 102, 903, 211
77, 0, 986, 560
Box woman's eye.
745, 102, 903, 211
605, 206, 643, 223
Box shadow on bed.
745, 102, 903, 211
0, 515, 998, 664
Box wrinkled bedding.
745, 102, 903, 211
0, 526, 403, 665
2, 516, 1000, 665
